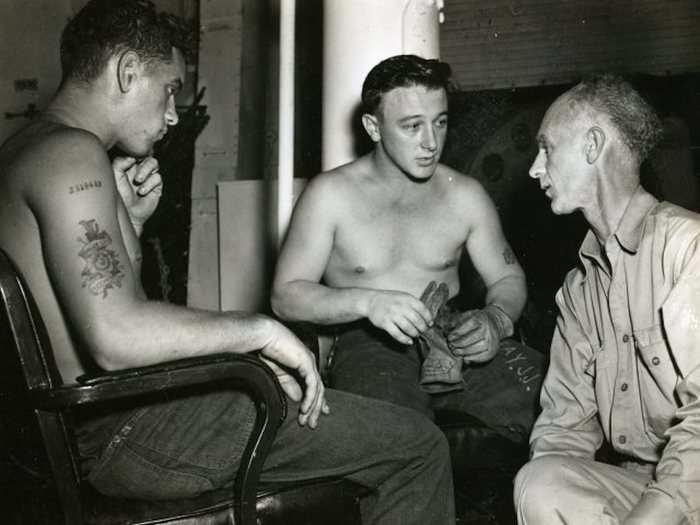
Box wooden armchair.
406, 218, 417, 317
0, 248, 363, 525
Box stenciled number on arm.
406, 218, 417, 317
69, 180, 102, 194
77, 219, 124, 298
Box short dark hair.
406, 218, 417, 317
60, 0, 194, 84
568, 74, 663, 162
361, 54, 453, 115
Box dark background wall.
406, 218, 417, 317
438, 1, 700, 349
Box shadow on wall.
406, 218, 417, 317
443, 74, 700, 353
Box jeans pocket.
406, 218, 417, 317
88, 439, 215, 499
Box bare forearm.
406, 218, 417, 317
87, 302, 279, 370
272, 280, 373, 325
484, 273, 527, 323
117, 206, 144, 276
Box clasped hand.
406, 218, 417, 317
112, 156, 163, 232
445, 304, 513, 363
259, 321, 329, 429
366, 290, 434, 345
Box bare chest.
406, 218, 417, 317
326, 197, 467, 280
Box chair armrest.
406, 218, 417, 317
28, 352, 286, 525
27, 352, 284, 419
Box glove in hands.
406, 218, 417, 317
112, 156, 163, 233
417, 281, 464, 393
419, 280, 450, 320
445, 304, 513, 364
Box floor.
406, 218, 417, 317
455, 467, 518, 525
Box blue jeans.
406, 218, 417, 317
77, 388, 455, 525
328, 322, 544, 443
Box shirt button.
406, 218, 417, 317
622, 334, 630, 343
621, 383, 628, 392
618, 435, 627, 444
652, 357, 660, 366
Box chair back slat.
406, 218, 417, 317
0, 250, 63, 392
0, 249, 83, 524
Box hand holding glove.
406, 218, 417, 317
445, 304, 513, 364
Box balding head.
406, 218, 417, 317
564, 74, 663, 165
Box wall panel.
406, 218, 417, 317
441, 0, 700, 90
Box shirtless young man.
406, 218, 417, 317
273, 54, 543, 443
0, 4, 455, 523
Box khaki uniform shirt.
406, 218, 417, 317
531, 186, 700, 520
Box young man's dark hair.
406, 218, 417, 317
361, 54, 453, 115
60, 0, 194, 84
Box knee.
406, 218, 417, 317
514, 455, 571, 522
404, 409, 451, 466
419, 412, 451, 456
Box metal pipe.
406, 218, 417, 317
277, 0, 296, 247
322, 0, 443, 170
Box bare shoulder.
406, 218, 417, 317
298, 157, 368, 208
4, 123, 110, 191
435, 164, 494, 210
29, 124, 107, 173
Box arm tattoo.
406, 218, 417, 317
502, 246, 516, 265
77, 219, 124, 298
69, 180, 102, 194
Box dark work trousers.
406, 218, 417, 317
329, 321, 545, 444
77, 387, 455, 525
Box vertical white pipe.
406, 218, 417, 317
322, 0, 442, 170
277, 0, 295, 247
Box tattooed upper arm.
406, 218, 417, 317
77, 219, 124, 298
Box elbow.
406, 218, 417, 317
271, 282, 306, 322
81, 315, 140, 371
92, 352, 125, 372
270, 286, 292, 320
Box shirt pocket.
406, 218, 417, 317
633, 324, 678, 437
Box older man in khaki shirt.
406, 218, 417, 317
515, 74, 700, 524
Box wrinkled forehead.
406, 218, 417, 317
539, 93, 590, 139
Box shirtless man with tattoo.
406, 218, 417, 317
273, 55, 544, 443
0, 3, 455, 522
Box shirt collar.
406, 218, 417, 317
613, 186, 658, 253
579, 185, 658, 264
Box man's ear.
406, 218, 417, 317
116, 51, 141, 94
361, 113, 381, 143
585, 126, 605, 164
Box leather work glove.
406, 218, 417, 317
445, 304, 514, 364
417, 281, 463, 393
419, 280, 450, 319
